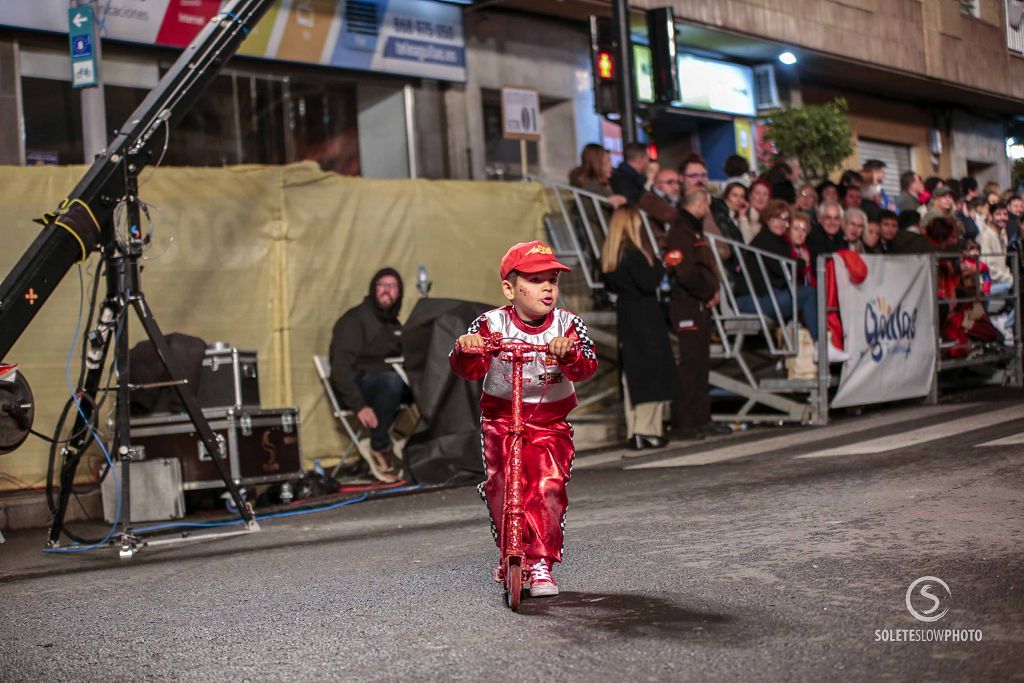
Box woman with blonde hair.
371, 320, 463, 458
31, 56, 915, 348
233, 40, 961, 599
601, 207, 682, 450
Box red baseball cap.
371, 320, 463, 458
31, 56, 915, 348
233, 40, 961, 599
499, 241, 571, 280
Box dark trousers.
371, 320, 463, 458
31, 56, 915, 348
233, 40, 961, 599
736, 286, 819, 341
674, 307, 711, 430
355, 371, 407, 452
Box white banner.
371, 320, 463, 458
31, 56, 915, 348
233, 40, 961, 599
832, 254, 935, 408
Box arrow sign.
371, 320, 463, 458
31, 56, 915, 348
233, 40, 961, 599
67, 5, 98, 88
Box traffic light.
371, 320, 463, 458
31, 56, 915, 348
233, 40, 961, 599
646, 7, 679, 104
590, 16, 620, 116
597, 50, 614, 80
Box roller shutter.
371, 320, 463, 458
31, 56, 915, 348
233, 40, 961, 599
858, 138, 913, 200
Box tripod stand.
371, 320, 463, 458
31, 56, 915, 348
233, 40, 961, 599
48, 171, 258, 556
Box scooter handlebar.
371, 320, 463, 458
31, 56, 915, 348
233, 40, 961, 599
459, 337, 569, 355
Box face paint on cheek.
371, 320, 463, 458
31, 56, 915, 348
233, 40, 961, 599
518, 286, 528, 297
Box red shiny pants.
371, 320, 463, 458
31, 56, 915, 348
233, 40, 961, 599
479, 416, 575, 564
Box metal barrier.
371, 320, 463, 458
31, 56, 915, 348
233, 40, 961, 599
532, 176, 819, 425
534, 174, 1023, 426
812, 252, 1023, 424
532, 176, 664, 290
929, 251, 1022, 399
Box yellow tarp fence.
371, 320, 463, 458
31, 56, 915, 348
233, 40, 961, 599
0, 162, 546, 491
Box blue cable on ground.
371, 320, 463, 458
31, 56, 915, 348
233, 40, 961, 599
47, 483, 425, 549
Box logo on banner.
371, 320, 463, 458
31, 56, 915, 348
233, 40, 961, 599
863, 297, 918, 362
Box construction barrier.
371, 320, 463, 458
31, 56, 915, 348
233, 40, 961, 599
0, 163, 548, 491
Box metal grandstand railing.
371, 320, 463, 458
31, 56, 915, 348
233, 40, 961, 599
532, 175, 820, 425
532, 176, 1022, 426
534, 176, 660, 290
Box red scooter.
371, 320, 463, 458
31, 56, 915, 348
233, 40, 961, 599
465, 333, 566, 611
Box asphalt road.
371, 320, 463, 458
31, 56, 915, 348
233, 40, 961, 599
2, 391, 1023, 681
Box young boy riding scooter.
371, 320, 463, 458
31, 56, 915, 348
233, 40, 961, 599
449, 241, 597, 597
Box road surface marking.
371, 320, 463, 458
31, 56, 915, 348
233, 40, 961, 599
623, 403, 975, 470
796, 404, 1024, 459
975, 431, 1024, 447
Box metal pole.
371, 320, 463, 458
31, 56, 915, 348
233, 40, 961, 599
611, 0, 636, 144
403, 83, 418, 178
927, 254, 940, 405
815, 255, 829, 425
1013, 252, 1022, 387
76, 0, 107, 161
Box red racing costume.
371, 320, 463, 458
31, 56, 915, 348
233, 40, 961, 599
449, 305, 598, 564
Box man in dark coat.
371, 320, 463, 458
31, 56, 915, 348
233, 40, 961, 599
879, 210, 933, 254
664, 189, 725, 440
330, 267, 409, 481
610, 142, 650, 206
636, 167, 681, 246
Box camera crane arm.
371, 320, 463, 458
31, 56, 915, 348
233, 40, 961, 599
0, 0, 276, 359
0, 0, 278, 549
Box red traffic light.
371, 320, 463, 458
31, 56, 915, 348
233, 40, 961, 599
597, 51, 615, 80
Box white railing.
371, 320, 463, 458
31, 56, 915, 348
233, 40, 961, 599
533, 175, 799, 358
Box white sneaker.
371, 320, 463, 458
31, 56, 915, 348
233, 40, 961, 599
827, 344, 851, 363
814, 343, 850, 364
528, 558, 558, 597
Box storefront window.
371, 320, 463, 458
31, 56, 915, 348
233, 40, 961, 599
154, 69, 358, 172
105, 83, 154, 142
482, 88, 537, 180
163, 73, 241, 166
21, 62, 360, 174
290, 80, 361, 176
22, 77, 84, 165
237, 75, 289, 167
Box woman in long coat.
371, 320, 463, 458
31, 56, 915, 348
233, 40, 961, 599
601, 207, 683, 449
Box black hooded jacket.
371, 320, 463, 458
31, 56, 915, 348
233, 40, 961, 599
329, 268, 404, 411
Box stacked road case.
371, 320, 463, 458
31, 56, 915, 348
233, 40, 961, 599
109, 345, 303, 520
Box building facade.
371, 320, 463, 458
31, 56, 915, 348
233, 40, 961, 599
600, 0, 1022, 188
0, 1, 1021, 190
0, 0, 473, 179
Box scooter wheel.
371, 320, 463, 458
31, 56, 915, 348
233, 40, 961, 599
505, 556, 522, 611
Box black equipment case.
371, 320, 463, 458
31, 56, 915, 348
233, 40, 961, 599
129, 407, 302, 490
196, 344, 261, 409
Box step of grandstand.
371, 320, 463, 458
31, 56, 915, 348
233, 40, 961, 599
574, 398, 1024, 470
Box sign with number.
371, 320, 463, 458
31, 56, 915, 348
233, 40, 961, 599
501, 87, 541, 141
67, 5, 98, 88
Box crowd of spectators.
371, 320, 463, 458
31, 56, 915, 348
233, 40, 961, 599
570, 143, 1020, 438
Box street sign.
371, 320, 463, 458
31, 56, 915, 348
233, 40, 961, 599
500, 87, 541, 142
68, 5, 98, 89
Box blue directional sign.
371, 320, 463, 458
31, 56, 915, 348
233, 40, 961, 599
68, 5, 98, 89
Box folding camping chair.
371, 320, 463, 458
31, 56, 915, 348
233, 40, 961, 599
313, 355, 412, 478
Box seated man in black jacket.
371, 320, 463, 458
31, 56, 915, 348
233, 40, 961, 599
330, 268, 409, 482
